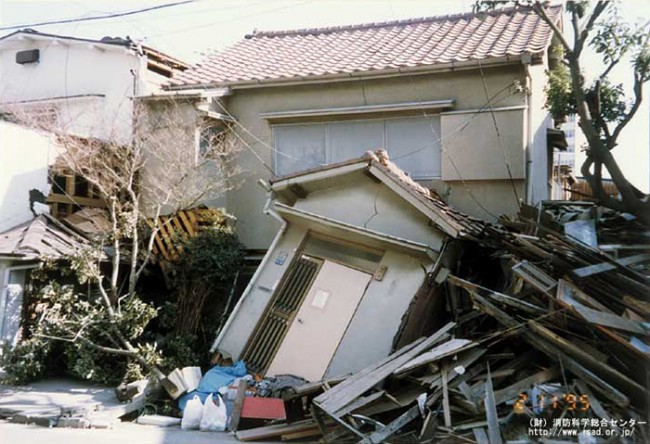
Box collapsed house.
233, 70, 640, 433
0, 214, 87, 350
211, 150, 489, 381
226, 193, 650, 443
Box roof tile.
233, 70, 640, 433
170, 5, 561, 87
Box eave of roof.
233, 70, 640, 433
270, 150, 490, 240
0, 29, 188, 69
0, 29, 132, 47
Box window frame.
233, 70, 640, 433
272, 115, 442, 180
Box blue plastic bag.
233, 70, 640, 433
178, 361, 247, 412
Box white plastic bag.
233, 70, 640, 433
181, 395, 203, 430
199, 393, 228, 432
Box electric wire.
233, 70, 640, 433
0, 1, 197, 31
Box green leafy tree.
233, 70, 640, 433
477, 1, 650, 224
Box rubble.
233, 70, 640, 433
229, 203, 649, 443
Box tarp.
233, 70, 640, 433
178, 361, 246, 411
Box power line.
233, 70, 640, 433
477, 60, 522, 209
0, 1, 197, 31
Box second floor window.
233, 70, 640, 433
272, 116, 441, 179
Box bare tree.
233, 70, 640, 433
477, 1, 650, 224
3, 96, 242, 381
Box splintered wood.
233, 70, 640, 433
236, 204, 649, 443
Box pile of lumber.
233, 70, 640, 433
235, 209, 650, 443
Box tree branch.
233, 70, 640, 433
580, 1, 609, 51
532, 2, 572, 54
35, 332, 138, 357
609, 73, 644, 149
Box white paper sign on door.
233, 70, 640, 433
311, 289, 330, 309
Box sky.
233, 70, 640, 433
1, 0, 649, 191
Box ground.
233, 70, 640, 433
0, 377, 283, 444
0, 420, 244, 444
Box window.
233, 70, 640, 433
198, 124, 224, 158
273, 116, 441, 178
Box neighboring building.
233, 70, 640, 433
0, 29, 189, 221
211, 150, 488, 379
162, 5, 562, 250
556, 114, 577, 170
0, 121, 61, 232
0, 29, 189, 145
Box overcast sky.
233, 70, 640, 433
1, 0, 649, 191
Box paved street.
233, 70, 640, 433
0, 421, 249, 444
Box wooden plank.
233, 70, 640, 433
358, 404, 421, 444
557, 285, 645, 334
472, 427, 490, 444
314, 337, 426, 408
484, 291, 547, 316
236, 420, 318, 441
574, 380, 610, 420
357, 385, 423, 417
315, 323, 456, 414
177, 211, 195, 236
566, 299, 645, 335
441, 363, 451, 428
467, 290, 643, 403
228, 379, 248, 432
281, 428, 322, 441
557, 279, 614, 314
334, 390, 384, 417
528, 321, 646, 396
394, 339, 475, 375
492, 367, 559, 405
572, 253, 650, 278
484, 368, 503, 444
623, 295, 650, 318
419, 411, 438, 442
562, 357, 630, 408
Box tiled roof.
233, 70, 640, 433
369, 150, 490, 239
0, 215, 88, 260
170, 5, 561, 88
270, 150, 490, 239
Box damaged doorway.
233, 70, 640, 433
242, 235, 382, 379
266, 260, 372, 381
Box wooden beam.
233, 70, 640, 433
315, 323, 455, 414
228, 379, 247, 432
484, 368, 503, 444
528, 321, 646, 396
572, 253, 650, 278
441, 363, 452, 428
358, 404, 421, 444
394, 339, 475, 375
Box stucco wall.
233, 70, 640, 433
440, 108, 526, 180
221, 64, 544, 248
293, 179, 444, 251
0, 38, 145, 144
0, 122, 58, 232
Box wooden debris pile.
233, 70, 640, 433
234, 207, 650, 443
